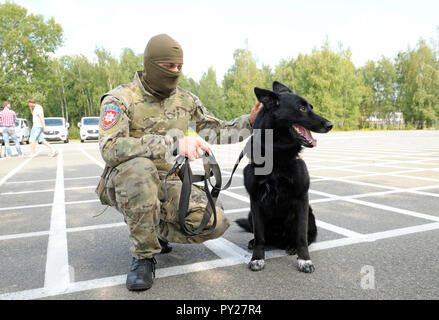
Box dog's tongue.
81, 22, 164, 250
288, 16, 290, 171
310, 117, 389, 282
295, 125, 317, 147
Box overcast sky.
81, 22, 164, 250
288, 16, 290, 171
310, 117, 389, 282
7, 0, 439, 81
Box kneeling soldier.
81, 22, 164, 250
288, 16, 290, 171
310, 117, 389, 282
96, 34, 261, 291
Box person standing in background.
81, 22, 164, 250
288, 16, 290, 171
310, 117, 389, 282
25, 98, 58, 158
0, 101, 23, 158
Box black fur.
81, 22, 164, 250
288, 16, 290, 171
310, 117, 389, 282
236, 81, 332, 272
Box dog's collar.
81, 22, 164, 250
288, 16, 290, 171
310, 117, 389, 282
249, 154, 302, 166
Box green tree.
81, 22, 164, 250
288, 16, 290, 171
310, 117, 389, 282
178, 72, 200, 97
359, 57, 398, 125
120, 48, 143, 83
197, 67, 225, 117
275, 42, 364, 129
396, 40, 439, 128
358, 60, 376, 126
223, 48, 264, 120
95, 47, 123, 92
261, 64, 274, 90
0, 1, 63, 116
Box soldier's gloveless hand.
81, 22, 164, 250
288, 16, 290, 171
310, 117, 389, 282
249, 101, 263, 125
178, 137, 211, 161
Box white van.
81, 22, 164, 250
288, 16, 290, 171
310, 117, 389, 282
0, 118, 30, 144
43, 117, 69, 143
78, 117, 99, 142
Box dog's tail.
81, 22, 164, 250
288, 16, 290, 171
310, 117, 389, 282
235, 212, 253, 233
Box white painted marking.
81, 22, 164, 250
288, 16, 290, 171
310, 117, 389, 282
345, 198, 439, 222
79, 148, 104, 168
0, 199, 100, 213
4, 221, 439, 300
315, 220, 364, 238
44, 150, 70, 295
224, 207, 250, 214
1, 133, 439, 300
67, 223, 126, 234
204, 237, 250, 262
364, 222, 439, 242
309, 188, 439, 222
4, 176, 100, 184
0, 223, 126, 242
0, 203, 52, 212
227, 186, 245, 190
221, 190, 250, 203
65, 199, 100, 205
1, 189, 55, 196
0, 258, 239, 300
311, 176, 398, 190
0, 230, 49, 241
0, 186, 95, 196
0, 151, 40, 187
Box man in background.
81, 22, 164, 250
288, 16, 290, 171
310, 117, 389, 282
0, 101, 23, 158
25, 98, 58, 158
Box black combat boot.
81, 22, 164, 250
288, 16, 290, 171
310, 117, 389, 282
159, 238, 172, 254
126, 257, 156, 291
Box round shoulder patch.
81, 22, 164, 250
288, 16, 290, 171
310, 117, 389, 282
101, 105, 121, 130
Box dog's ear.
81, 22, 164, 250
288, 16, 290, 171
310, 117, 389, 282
254, 87, 279, 108
273, 81, 293, 94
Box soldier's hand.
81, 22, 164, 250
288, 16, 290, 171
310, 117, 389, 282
178, 137, 210, 161
249, 101, 262, 125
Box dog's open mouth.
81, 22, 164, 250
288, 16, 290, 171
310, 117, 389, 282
292, 125, 317, 147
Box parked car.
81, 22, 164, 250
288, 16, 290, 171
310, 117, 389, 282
43, 117, 69, 143
0, 118, 30, 145
78, 117, 99, 143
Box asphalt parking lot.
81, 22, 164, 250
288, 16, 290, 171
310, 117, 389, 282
0, 130, 438, 300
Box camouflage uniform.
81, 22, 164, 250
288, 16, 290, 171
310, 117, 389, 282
96, 71, 252, 259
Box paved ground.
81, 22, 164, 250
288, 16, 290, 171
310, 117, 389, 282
0, 130, 438, 300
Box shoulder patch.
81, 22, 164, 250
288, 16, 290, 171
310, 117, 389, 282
101, 105, 121, 130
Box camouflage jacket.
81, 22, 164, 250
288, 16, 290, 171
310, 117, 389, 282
99, 71, 253, 173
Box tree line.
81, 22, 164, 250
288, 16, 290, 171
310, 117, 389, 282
1, 2, 439, 135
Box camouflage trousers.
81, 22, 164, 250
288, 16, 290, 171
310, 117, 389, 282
102, 157, 230, 259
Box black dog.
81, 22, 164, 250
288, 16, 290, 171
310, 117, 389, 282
236, 81, 333, 273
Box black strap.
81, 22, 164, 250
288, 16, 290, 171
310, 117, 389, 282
159, 149, 245, 236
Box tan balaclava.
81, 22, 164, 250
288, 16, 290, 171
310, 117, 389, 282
141, 34, 183, 100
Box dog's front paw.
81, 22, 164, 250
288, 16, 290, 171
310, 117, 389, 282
297, 259, 315, 273
248, 259, 265, 271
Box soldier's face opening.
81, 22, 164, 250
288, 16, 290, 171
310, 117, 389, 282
158, 63, 183, 73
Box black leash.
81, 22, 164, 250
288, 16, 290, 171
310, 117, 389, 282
159, 149, 245, 236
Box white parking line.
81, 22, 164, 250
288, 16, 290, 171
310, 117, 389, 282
79, 147, 104, 169
0, 223, 126, 242
0, 186, 95, 196
1, 135, 438, 300
4, 176, 99, 184
0, 151, 40, 187
315, 220, 364, 238
0, 257, 240, 300
44, 150, 70, 296
0, 199, 100, 213
3, 221, 439, 300
204, 238, 250, 262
